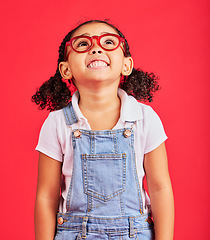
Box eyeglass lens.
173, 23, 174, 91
72, 35, 120, 52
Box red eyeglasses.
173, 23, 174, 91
64, 33, 126, 60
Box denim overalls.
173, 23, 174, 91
54, 102, 154, 240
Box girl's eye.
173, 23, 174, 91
77, 41, 89, 47
101, 36, 119, 49
72, 38, 91, 50
104, 39, 115, 45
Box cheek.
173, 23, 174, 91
111, 50, 124, 65
111, 55, 124, 72
68, 55, 85, 73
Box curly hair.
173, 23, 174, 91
32, 19, 160, 111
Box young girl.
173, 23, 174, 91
33, 20, 174, 240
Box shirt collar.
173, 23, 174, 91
71, 88, 143, 123
118, 88, 143, 122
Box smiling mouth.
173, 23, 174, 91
87, 60, 109, 68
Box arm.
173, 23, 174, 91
144, 142, 174, 240
34, 152, 62, 240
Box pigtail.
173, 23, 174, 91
120, 68, 160, 102
32, 29, 74, 111
31, 71, 71, 111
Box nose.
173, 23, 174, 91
92, 49, 102, 54
89, 38, 103, 54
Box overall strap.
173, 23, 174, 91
63, 102, 78, 126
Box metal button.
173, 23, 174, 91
74, 130, 81, 138
58, 217, 64, 225
124, 129, 131, 138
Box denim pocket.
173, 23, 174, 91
82, 153, 126, 201
54, 231, 63, 240
136, 229, 155, 240
54, 230, 81, 240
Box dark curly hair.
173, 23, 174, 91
32, 19, 159, 111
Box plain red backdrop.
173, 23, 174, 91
0, 0, 209, 239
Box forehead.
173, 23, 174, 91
71, 22, 119, 38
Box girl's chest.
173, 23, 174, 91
82, 110, 120, 131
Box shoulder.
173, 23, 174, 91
47, 108, 66, 123
36, 108, 69, 162
135, 101, 164, 128
40, 108, 67, 136
123, 93, 165, 132
120, 88, 157, 122
136, 102, 159, 119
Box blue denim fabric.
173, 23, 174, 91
54, 102, 154, 240
55, 214, 154, 239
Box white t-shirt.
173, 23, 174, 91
36, 88, 167, 213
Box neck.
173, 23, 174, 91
77, 82, 120, 113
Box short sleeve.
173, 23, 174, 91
144, 106, 168, 154
35, 112, 63, 162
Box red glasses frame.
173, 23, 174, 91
64, 33, 126, 60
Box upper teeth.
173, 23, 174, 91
88, 61, 108, 68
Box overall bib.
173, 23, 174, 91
55, 102, 154, 240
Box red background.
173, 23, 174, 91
1, 0, 209, 239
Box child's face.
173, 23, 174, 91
59, 22, 133, 89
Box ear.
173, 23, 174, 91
122, 57, 133, 76
59, 61, 72, 79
